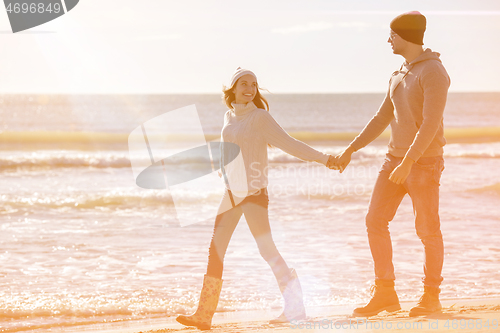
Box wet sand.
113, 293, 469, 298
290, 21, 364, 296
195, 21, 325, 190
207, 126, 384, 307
143, 299, 500, 333
63, 298, 500, 333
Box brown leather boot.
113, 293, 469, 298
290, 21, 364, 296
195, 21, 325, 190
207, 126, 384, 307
176, 275, 223, 330
352, 280, 401, 317
409, 286, 442, 317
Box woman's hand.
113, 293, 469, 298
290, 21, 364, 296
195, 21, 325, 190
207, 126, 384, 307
327, 155, 339, 170
335, 146, 355, 173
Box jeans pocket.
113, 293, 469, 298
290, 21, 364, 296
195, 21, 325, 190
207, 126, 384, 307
381, 154, 399, 174
434, 160, 445, 186
414, 157, 444, 186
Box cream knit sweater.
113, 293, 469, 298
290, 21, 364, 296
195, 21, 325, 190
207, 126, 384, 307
221, 101, 329, 195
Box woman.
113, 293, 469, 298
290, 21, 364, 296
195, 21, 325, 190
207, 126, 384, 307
176, 68, 335, 330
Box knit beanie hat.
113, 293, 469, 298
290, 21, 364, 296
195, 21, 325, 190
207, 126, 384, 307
229, 67, 257, 88
390, 11, 426, 45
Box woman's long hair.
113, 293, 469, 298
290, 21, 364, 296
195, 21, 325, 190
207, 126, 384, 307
222, 80, 269, 111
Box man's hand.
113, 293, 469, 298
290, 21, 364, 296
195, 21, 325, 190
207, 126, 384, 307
335, 146, 355, 173
327, 155, 340, 170
389, 157, 415, 184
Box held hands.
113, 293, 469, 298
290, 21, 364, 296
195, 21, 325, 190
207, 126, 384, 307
326, 155, 340, 170
327, 146, 415, 183
326, 147, 355, 173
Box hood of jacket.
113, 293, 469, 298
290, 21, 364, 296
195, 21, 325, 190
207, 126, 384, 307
407, 48, 442, 67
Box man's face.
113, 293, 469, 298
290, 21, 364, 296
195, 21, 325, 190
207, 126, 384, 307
388, 30, 407, 55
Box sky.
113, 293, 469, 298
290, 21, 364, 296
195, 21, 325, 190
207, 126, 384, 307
0, 0, 499, 94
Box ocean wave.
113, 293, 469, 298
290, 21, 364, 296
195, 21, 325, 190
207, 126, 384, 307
0, 189, 231, 211
0, 299, 178, 320
0, 153, 292, 171
0, 152, 132, 170
445, 151, 500, 158
468, 183, 500, 196
0, 294, 186, 333
0, 191, 169, 211
2, 147, 498, 173
444, 142, 500, 159
0, 148, 383, 172
0, 182, 367, 212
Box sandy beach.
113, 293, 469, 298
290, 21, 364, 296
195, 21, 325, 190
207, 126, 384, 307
54, 298, 499, 333
142, 300, 500, 333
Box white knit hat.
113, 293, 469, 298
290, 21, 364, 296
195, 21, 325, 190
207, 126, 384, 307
229, 67, 257, 88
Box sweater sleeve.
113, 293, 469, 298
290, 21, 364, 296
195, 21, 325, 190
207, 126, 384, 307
256, 111, 329, 165
405, 69, 450, 162
350, 88, 395, 152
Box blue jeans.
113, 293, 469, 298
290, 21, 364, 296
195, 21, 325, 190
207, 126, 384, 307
366, 154, 445, 288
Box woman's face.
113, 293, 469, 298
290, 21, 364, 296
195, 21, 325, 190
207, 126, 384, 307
233, 74, 257, 104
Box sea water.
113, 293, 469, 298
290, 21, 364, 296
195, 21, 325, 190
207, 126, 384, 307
0, 93, 499, 332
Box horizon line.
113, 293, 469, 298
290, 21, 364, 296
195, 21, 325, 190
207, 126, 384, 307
0, 90, 499, 95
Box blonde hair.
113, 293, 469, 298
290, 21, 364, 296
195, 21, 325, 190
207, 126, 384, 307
222, 80, 269, 111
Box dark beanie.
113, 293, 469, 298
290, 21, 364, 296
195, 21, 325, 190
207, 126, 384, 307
390, 11, 426, 45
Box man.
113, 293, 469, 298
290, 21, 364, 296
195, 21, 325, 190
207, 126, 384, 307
333, 11, 450, 317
